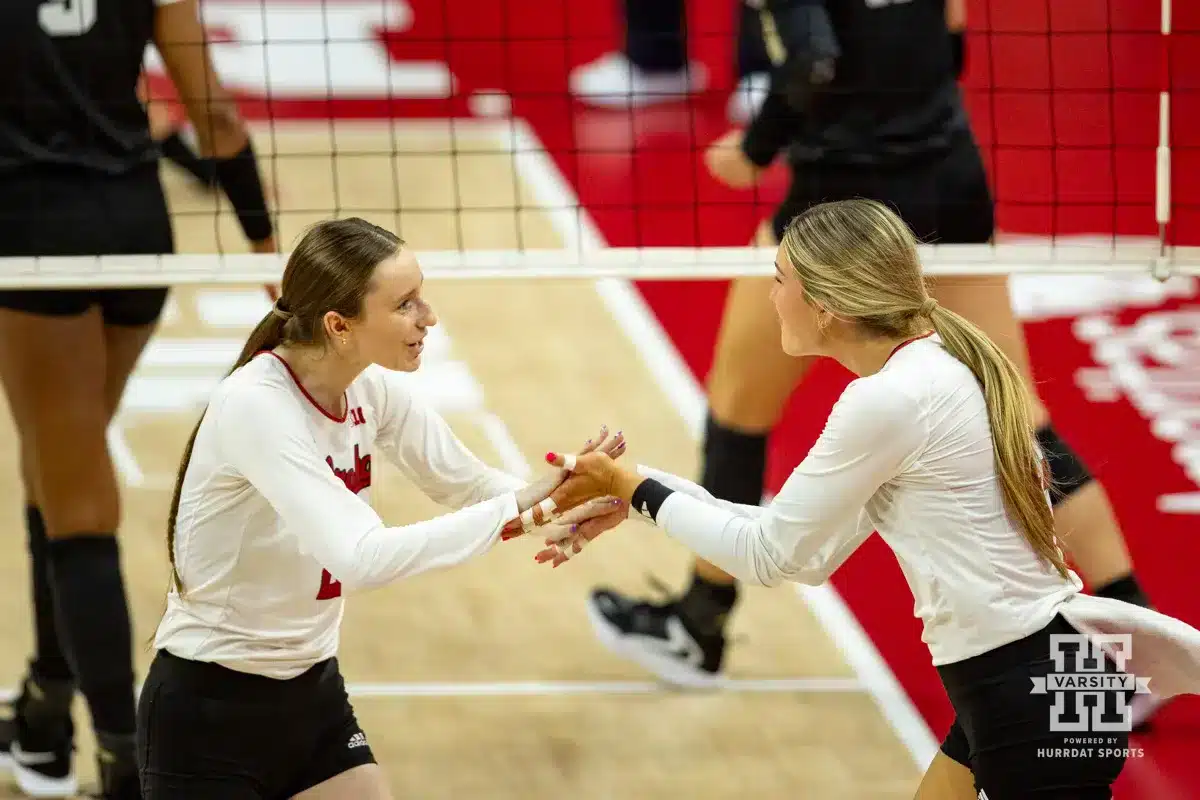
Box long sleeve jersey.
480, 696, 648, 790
632, 336, 1083, 666
154, 352, 525, 678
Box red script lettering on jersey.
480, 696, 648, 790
326, 443, 372, 495
316, 443, 374, 599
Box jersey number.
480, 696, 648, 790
317, 569, 343, 600
39, 0, 98, 36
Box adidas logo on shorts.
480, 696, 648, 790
977, 792, 989, 800
347, 732, 368, 749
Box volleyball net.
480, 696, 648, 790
0, 0, 1194, 287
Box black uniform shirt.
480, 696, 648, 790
0, 0, 171, 175
743, 0, 969, 169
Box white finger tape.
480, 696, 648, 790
538, 497, 558, 522
556, 537, 581, 562
520, 507, 536, 533
562, 453, 577, 471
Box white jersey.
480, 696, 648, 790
638, 334, 1084, 666
154, 352, 525, 679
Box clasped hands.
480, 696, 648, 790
503, 425, 647, 567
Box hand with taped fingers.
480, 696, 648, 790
533, 494, 630, 567
501, 427, 627, 541
503, 449, 646, 555
543, 451, 645, 513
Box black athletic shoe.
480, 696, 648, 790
586, 586, 726, 687
0, 676, 77, 798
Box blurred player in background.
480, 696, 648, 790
570, 0, 772, 122
140, 73, 216, 188
0, 0, 275, 796
584, 0, 1165, 728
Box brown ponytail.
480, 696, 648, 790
165, 309, 289, 595
164, 217, 403, 597
779, 199, 1069, 579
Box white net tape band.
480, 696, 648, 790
0, 239, 1194, 288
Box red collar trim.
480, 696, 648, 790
257, 350, 347, 424
883, 330, 935, 367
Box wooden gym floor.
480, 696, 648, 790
0, 120, 923, 798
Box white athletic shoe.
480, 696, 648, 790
569, 52, 708, 108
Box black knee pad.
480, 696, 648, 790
1036, 424, 1093, 507
701, 415, 769, 506
47, 534, 136, 734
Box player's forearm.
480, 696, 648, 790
622, 479, 788, 586
438, 466, 527, 508
324, 493, 518, 592
755, 0, 839, 113
635, 465, 764, 519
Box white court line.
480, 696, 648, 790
507, 117, 940, 771
107, 425, 144, 488
0, 677, 862, 705
343, 677, 862, 697
475, 412, 532, 479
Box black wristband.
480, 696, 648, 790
159, 132, 217, 186
740, 90, 795, 168
950, 31, 965, 79
214, 140, 273, 242
630, 478, 675, 523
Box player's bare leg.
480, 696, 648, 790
912, 752, 977, 800
0, 307, 156, 798
291, 764, 394, 800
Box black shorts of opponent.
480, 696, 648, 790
0, 164, 172, 326
938, 615, 1131, 798
771, 132, 995, 245
137, 649, 377, 800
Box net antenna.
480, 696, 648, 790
1153, 0, 1173, 281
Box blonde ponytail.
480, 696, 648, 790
779, 198, 1068, 579
925, 304, 1069, 578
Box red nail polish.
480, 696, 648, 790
545, 452, 556, 463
